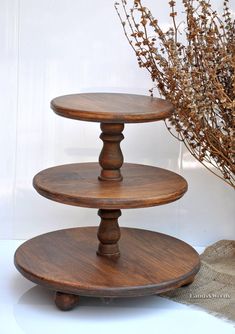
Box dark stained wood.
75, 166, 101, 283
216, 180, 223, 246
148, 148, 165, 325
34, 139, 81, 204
50, 93, 174, 123
14, 92, 199, 310
97, 209, 121, 258
99, 123, 124, 181
14, 227, 200, 302
33, 163, 188, 209
55, 291, 80, 311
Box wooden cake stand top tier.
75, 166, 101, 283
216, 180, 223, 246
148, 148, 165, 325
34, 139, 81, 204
51, 93, 174, 123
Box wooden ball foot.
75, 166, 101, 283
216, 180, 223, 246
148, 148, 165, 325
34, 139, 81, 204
181, 279, 194, 287
55, 291, 79, 311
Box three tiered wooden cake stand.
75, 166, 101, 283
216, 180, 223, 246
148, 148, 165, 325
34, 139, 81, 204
14, 93, 200, 311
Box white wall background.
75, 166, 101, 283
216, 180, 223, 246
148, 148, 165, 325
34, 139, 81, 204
0, 0, 234, 246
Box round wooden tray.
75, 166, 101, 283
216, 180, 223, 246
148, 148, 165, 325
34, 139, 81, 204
51, 93, 174, 123
33, 163, 188, 209
14, 227, 200, 298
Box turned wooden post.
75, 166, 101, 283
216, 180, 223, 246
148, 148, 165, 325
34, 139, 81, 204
98, 123, 124, 181
97, 209, 121, 258
97, 123, 124, 257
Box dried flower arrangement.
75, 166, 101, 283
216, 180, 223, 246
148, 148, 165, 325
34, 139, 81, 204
115, 0, 235, 188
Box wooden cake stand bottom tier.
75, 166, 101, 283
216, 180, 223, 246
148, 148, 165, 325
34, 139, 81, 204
14, 227, 200, 309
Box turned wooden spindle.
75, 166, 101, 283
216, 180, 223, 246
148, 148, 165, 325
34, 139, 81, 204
97, 209, 121, 258
98, 123, 124, 181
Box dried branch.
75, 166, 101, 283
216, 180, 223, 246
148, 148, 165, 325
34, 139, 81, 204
115, 0, 235, 188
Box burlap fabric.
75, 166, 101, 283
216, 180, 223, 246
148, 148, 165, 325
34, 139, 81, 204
161, 240, 235, 322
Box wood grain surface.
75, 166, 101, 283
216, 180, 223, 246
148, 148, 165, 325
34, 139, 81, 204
33, 163, 188, 209
51, 93, 174, 123
14, 227, 200, 298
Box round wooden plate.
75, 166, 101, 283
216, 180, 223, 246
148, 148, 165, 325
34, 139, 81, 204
14, 227, 200, 298
33, 163, 188, 209
51, 93, 174, 123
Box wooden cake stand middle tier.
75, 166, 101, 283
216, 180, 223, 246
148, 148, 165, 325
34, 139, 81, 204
33, 163, 187, 209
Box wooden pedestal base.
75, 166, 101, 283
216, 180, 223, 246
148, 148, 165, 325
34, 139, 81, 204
14, 227, 200, 310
